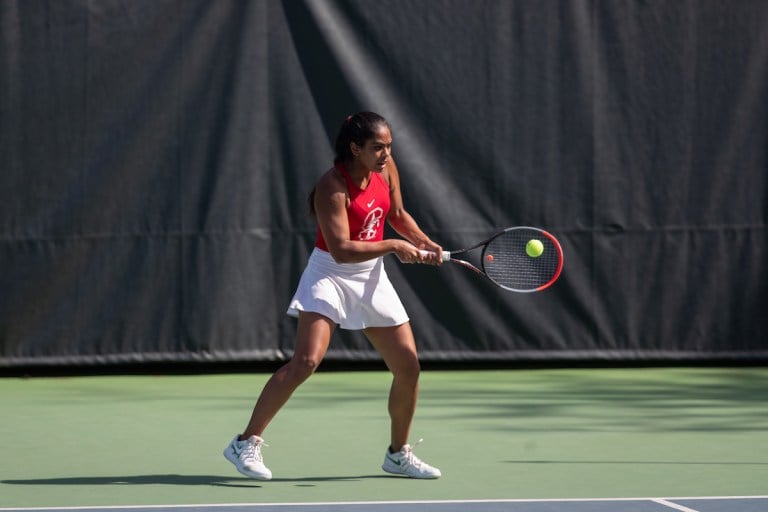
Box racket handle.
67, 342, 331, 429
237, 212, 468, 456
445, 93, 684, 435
418, 249, 451, 262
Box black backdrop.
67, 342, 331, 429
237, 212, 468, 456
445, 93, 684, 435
1, 1, 766, 368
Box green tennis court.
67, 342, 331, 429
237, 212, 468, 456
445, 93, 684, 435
1, 367, 767, 509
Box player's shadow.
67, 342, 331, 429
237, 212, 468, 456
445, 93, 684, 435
2, 475, 258, 489
2, 474, 394, 488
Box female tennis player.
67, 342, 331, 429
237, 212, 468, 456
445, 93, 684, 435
224, 112, 443, 480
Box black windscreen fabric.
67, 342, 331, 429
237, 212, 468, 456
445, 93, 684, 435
1, 1, 766, 368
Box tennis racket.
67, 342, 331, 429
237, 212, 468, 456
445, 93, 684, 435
420, 226, 564, 293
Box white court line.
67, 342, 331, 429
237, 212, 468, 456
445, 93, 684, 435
2, 496, 768, 511
652, 499, 700, 512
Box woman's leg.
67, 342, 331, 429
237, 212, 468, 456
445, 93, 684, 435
241, 312, 335, 438
364, 322, 420, 451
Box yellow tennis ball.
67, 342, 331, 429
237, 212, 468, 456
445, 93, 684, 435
526, 239, 544, 258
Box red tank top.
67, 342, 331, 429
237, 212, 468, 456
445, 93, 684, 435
315, 164, 391, 252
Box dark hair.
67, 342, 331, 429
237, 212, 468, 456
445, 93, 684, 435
308, 112, 391, 216
334, 111, 391, 164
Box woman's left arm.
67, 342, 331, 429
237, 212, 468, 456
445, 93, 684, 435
385, 158, 443, 263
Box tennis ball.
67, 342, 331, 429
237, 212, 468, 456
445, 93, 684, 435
526, 239, 544, 258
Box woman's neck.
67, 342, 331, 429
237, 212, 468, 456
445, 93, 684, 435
341, 161, 372, 189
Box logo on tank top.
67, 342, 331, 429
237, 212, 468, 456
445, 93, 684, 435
358, 207, 384, 241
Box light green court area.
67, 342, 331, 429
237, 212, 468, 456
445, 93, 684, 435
1, 367, 767, 508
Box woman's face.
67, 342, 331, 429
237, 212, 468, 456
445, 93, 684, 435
352, 125, 392, 172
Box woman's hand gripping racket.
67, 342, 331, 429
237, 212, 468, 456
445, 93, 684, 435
420, 226, 564, 293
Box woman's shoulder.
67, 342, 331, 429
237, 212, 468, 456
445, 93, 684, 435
316, 166, 347, 194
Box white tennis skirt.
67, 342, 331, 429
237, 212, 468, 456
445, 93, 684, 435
286, 248, 409, 330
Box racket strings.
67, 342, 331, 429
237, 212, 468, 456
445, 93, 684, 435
483, 229, 561, 291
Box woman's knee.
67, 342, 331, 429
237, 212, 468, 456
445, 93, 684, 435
392, 353, 421, 383
286, 355, 321, 383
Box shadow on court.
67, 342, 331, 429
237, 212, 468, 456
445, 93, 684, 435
1, 474, 394, 489
419, 368, 768, 433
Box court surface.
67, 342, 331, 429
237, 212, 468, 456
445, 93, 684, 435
1, 367, 767, 511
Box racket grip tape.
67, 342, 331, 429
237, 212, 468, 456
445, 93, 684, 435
418, 249, 451, 262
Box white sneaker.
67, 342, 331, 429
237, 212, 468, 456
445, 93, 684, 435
223, 435, 272, 480
381, 440, 441, 479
